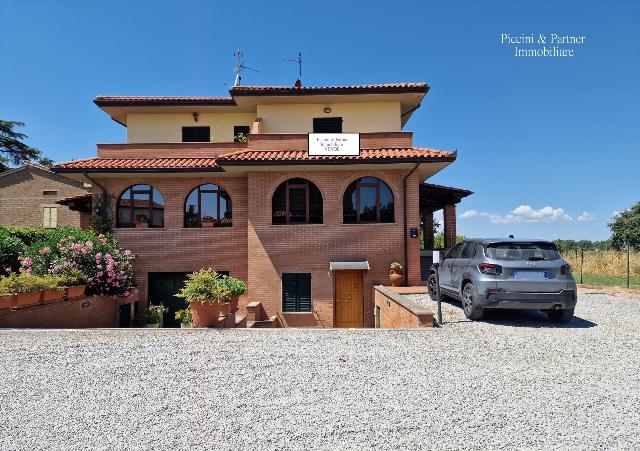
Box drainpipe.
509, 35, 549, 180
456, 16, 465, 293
403, 161, 421, 287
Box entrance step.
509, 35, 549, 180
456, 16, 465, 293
215, 313, 235, 328
234, 314, 247, 328
247, 315, 280, 328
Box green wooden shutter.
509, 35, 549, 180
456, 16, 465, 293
282, 273, 312, 312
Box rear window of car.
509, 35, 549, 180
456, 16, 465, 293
484, 242, 561, 261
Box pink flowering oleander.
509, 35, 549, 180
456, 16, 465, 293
39, 247, 52, 255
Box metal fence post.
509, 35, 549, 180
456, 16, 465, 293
580, 248, 584, 285
627, 242, 631, 289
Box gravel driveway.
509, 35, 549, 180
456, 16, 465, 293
1, 292, 639, 450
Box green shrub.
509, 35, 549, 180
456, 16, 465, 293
220, 275, 247, 297
175, 268, 233, 304
175, 308, 192, 325
0, 229, 25, 275
0, 273, 63, 294
145, 305, 168, 324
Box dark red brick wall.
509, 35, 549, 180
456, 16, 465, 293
0, 295, 119, 328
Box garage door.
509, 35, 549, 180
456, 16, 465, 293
148, 273, 189, 328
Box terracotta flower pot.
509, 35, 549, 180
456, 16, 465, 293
135, 223, 149, 229
0, 294, 16, 310
42, 287, 65, 304
190, 301, 222, 328
15, 291, 42, 308
66, 284, 87, 299
230, 296, 239, 312
389, 270, 403, 287
220, 302, 232, 316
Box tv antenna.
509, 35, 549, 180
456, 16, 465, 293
233, 50, 257, 86
284, 51, 302, 81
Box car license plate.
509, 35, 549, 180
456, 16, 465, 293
513, 271, 549, 280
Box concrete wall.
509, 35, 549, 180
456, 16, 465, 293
0, 166, 89, 228
127, 113, 257, 143
257, 102, 401, 134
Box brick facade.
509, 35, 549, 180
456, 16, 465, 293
0, 165, 89, 228
97, 166, 422, 327
373, 286, 435, 328
0, 294, 119, 328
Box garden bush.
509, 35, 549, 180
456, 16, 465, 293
0, 226, 136, 298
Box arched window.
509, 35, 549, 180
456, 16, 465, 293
117, 184, 164, 228
184, 184, 232, 228
343, 177, 394, 223
272, 178, 323, 225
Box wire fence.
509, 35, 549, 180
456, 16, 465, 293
561, 248, 640, 290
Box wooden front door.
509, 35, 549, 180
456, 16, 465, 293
334, 270, 364, 328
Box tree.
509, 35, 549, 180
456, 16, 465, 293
608, 202, 640, 251
0, 120, 52, 172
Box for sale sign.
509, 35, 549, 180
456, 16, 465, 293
308, 133, 360, 156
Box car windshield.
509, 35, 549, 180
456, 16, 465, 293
484, 242, 561, 261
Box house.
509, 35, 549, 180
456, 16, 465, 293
0, 162, 91, 229
52, 82, 471, 328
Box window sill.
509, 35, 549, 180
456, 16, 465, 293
269, 224, 325, 227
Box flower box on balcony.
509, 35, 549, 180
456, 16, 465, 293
15, 291, 42, 308
0, 294, 16, 310
42, 287, 65, 304
66, 284, 87, 299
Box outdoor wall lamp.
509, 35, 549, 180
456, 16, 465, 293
410, 227, 419, 238
193, 112, 199, 122
323, 107, 332, 113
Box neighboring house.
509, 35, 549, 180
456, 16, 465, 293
0, 162, 91, 229
52, 82, 471, 327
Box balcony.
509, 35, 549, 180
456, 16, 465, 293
97, 132, 414, 159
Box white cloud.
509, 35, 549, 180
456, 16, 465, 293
460, 209, 479, 219
460, 204, 575, 224
577, 211, 595, 222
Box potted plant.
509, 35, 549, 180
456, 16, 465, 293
41, 275, 65, 304
144, 305, 168, 328
60, 269, 90, 298
389, 262, 403, 287
0, 277, 17, 310
175, 308, 192, 328
7, 273, 48, 308
175, 268, 232, 327
134, 214, 149, 228
201, 216, 215, 228
221, 275, 248, 311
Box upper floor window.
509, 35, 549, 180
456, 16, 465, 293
313, 117, 342, 133
43, 207, 58, 228
234, 125, 250, 142
272, 178, 323, 225
343, 177, 394, 224
117, 184, 164, 228
184, 184, 232, 228
182, 126, 210, 142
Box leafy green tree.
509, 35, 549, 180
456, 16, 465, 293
609, 202, 640, 250
0, 120, 52, 172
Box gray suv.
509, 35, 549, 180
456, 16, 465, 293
427, 238, 577, 322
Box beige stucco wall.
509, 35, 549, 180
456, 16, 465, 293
257, 102, 402, 134
126, 112, 257, 143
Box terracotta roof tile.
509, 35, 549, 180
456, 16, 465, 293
53, 157, 221, 172
230, 83, 428, 96
94, 96, 235, 106
217, 147, 454, 163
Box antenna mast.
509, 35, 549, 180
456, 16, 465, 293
233, 50, 258, 86
284, 51, 302, 82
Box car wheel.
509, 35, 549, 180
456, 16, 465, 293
427, 274, 438, 301
547, 308, 574, 323
462, 283, 484, 320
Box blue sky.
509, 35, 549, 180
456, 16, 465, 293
1, 0, 638, 241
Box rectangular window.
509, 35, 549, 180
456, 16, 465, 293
42, 189, 58, 195
313, 117, 342, 133
43, 207, 58, 228
233, 125, 250, 142
282, 273, 312, 312
182, 126, 211, 142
